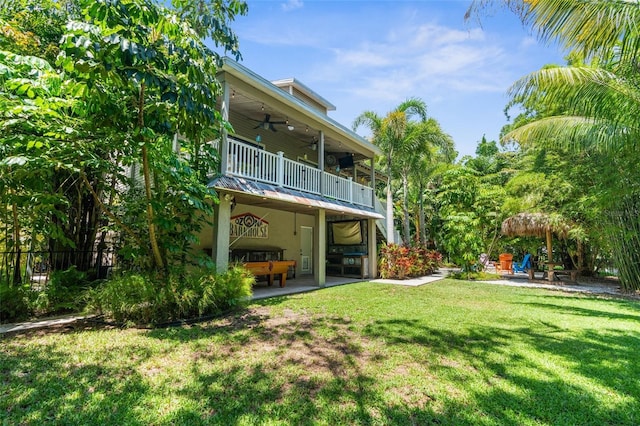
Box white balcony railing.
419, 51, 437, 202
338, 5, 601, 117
226, 137, 373, 208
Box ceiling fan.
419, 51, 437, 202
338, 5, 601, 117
252, 114, 287, 132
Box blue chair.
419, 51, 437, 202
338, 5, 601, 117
512, 253, 532, 273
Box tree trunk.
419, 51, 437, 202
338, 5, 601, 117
418, 182, 426, 246
138, 83, 165, 270
385, 156, 394, 244
402, 174, 410, 245
11, 200, 22, 285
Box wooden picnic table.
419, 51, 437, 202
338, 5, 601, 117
542, 262, 578, 282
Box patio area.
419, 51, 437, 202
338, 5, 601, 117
250, 275, 368, 300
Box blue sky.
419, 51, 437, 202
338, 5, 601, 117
224, 0, 566, 158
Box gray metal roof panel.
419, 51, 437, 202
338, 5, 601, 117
209, 175, 384, 219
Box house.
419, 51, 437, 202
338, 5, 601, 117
196, 58, 386, 287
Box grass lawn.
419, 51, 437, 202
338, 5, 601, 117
1, 279, 639, 425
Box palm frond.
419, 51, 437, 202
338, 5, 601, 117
468, 0, 640, 65
394, 97, 428, 122
522, 0, 640, 65
505, 115, 640, 152
509, 65, 640, 126
352, 110, 381, 133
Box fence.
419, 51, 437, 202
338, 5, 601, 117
0, 249, 116, 288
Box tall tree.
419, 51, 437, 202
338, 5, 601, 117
1, 0, 247, 281
57, 0, 246, 272
0, 1, 93, 283
468, 0, 640, 290
400, 118, 455, 245
353, 98, 427, 244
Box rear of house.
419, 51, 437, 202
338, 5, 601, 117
195, 58, 387, 287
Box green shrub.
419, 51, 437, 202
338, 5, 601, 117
87, 273, 161, 325
198, 265, 254, 314
32, 266, 89, 315
0, 281, 30, 322
449, 270, 500, 281
88, 265, 254, 326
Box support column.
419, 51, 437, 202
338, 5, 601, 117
219, 79, 230, 175
314, 209, 326, 287
367, 217, 377, 279
212, 193, 233, 271
318, 131, 325, 195
276, 151, 284, 186
370, 157, 376, 207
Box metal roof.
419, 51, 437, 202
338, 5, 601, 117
210, 175, 384, 220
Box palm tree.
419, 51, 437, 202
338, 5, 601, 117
353, 98, 427, 244
467, 0, 640, 67
401, 119, 456, 245
468, 0, 640, 290
467, 0, 640, 139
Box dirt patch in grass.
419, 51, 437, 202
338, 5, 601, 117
211, 306, 371, 378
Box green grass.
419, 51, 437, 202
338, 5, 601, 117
1, 279, 639, 425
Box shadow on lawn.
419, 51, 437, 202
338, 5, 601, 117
143, 304, 639, 425
3, 300, 639, 425
1, 339, 151, 424
144, 311, 445, 424
364, 318, 640, 425
517, 295, 640, 323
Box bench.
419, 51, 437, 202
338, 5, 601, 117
548, 269, 579, 282
243, 260, 296, 287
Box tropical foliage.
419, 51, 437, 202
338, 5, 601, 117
378, 243, 442, 279
87, 265, 254, 325
0, 0, 249, 320
466, 0, 640, 290
355, 99, 437, 245
353, 98, 456, 247
0, 0, 246, 276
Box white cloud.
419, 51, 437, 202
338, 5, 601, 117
520, 36, 537, 49
409, 24, 485, 48
312, 19, 510, 100
332, 45, 392, 68
232, 2, 564, 155
281, 0, 303, 12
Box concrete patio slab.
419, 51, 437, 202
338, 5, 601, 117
371, 269, 447, 286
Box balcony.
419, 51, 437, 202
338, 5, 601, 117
225, 137, 374, 208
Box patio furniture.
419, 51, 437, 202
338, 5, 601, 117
542, 263, 579, 282
244, 260, 297, 287
497, 253, 513, 274
512, 253, 532, 273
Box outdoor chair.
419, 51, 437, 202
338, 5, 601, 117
497, 253, 513, 274
512, 253, 532, 273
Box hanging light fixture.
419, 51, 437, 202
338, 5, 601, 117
286, 118, 294, 131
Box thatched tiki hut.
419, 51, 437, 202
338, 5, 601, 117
501, 212, 570, 263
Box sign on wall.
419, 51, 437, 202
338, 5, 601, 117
230, 213, 269, 239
